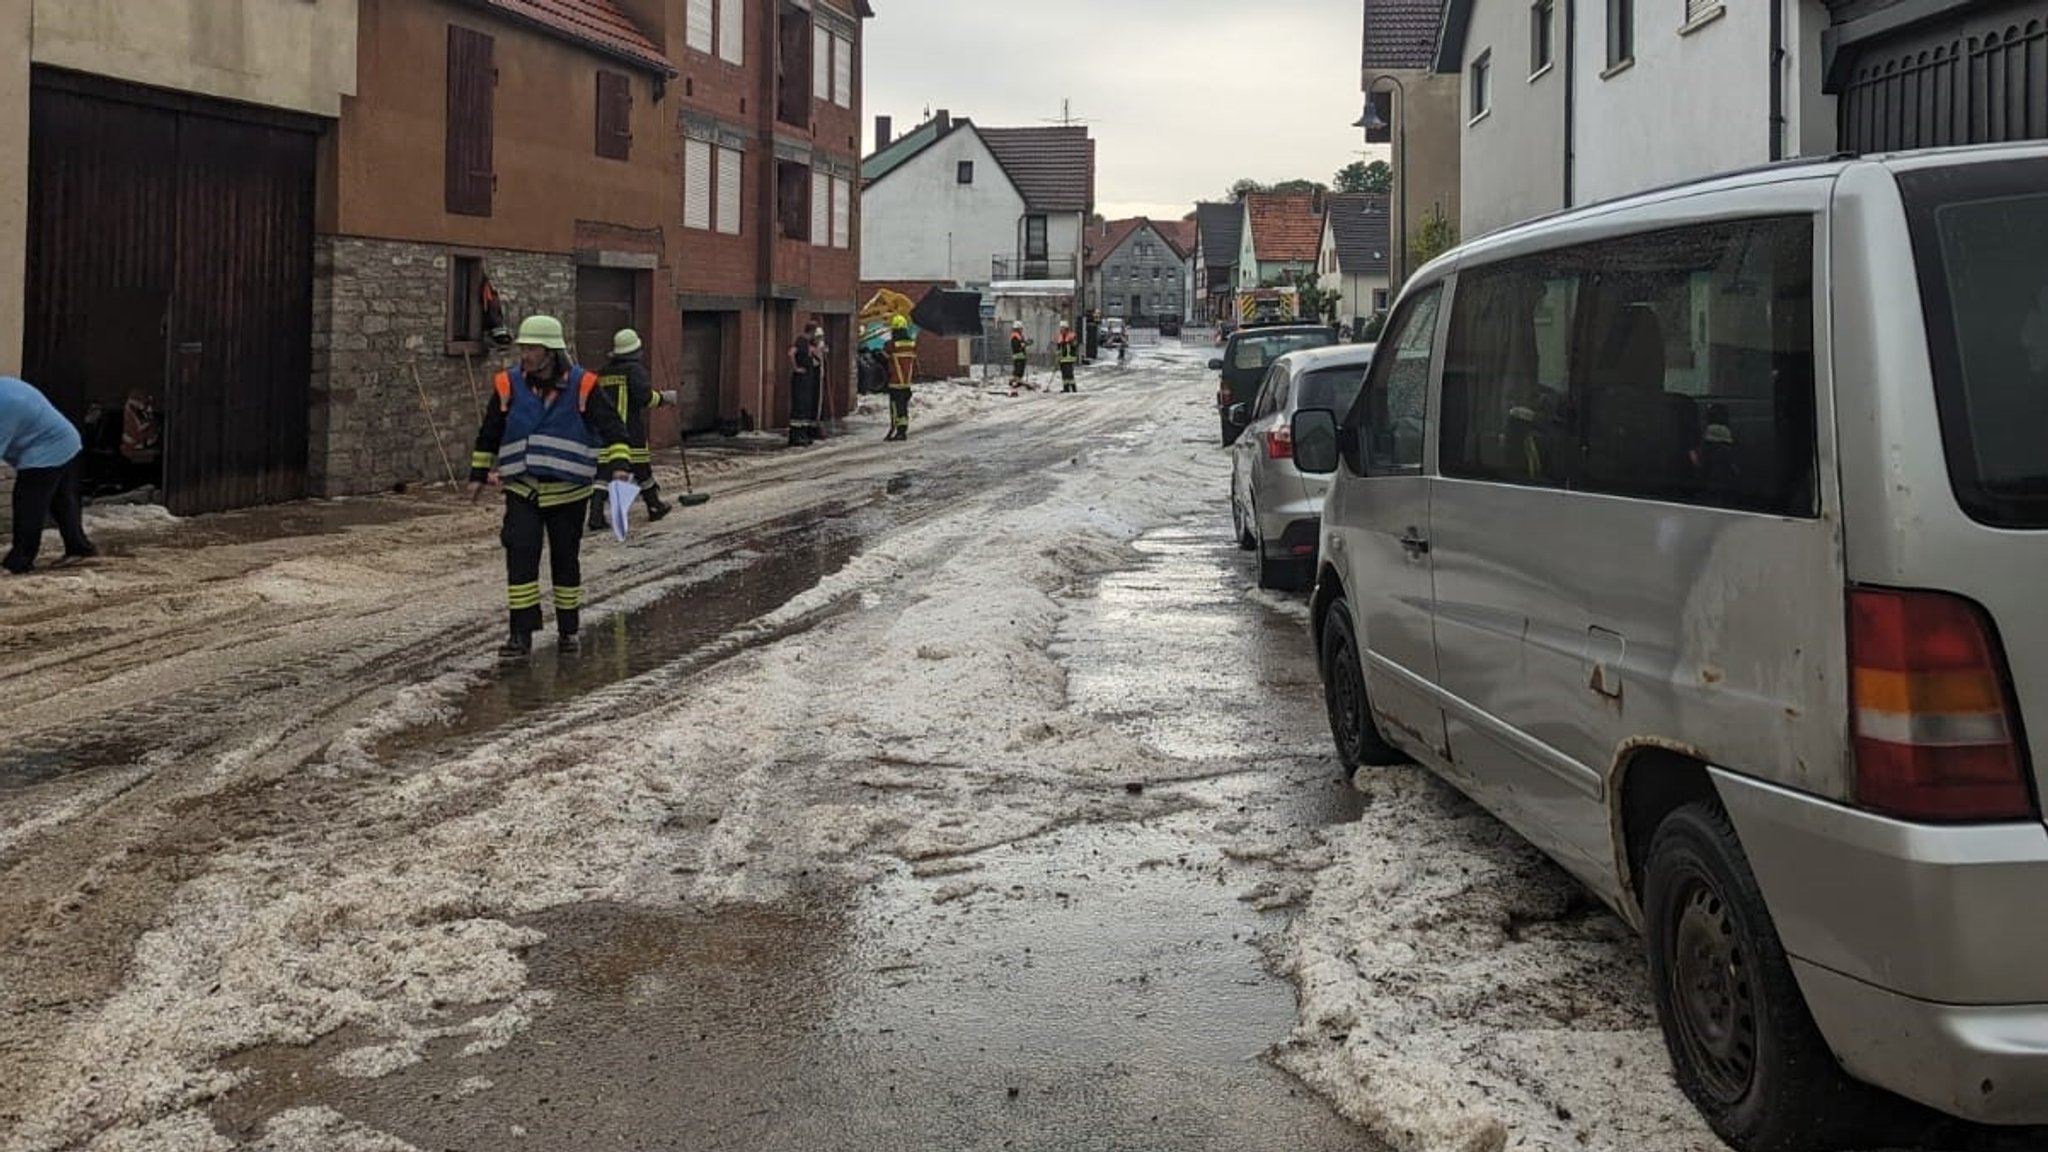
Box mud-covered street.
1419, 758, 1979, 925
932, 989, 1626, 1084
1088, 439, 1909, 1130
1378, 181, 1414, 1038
2, 346, 2028, 1152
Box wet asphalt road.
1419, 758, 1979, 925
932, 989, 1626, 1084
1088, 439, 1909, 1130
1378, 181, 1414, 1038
207, 520, 1378, 1151
2, 359, 1386, 1150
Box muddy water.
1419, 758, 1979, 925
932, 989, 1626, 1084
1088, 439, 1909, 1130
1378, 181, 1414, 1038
216, 514, 1380, 1149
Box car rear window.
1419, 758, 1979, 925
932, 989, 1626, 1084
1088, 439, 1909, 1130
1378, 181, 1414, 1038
1295, 364, 1367, 413
1900, 157, 2048, 528
1231, 331, 1333, 371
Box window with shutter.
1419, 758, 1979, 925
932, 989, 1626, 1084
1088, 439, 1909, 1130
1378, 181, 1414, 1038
719, 0, 744, 64
445, 25, 496, 217
716, 146, 743, 235
687, 0, 713, 53
1684, 0, 1719, 23
831, 177, 850, 248
833, 33, 852, 107
684, 139, 712, 230
596, 71, 631, 160
812, 170, 830, 247
812, 26, 830, 105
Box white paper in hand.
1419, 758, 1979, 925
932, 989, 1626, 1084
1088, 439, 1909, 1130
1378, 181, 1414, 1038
607, 479, 640, 541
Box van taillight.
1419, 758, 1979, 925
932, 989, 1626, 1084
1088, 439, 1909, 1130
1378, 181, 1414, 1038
1849, 587, 2034, 821
1264, 425, 1293, 460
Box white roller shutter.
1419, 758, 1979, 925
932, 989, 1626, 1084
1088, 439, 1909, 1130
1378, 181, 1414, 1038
812, 170, 830, 247
813, 26, 830, 105
833, 34, 852, 107
718, 0, 743, 65
684, 139, 712, 230
687, 0, 712, 53
831, 177, 850, 248
716, 147, 743, 235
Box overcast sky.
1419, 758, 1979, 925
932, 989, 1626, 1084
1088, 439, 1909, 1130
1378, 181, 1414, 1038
860, 0, 1389, 220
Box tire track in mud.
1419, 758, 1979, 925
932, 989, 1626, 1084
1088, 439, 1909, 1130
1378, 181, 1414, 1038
0, 374, 1202, 1126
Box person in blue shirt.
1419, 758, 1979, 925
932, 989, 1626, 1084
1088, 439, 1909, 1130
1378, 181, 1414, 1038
0, 376, 96, 574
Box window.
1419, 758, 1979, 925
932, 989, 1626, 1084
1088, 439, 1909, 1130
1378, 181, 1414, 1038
447, 254, 485, 349
1437, 216, 1818, 515
595, 70, 631, 161
813, 26, 831, 108
684, 139, 712, 230
1531, 0, 1554, 74
811, 170, 830, 247
1024, 215, 1048, 261
777, 4, 812, 127
1470, 52, 1492, 119
1355, 284, 1441, 474
832, 31, 852, 107
1373, 288, 1390, 312
716, 146, 743, 235
957, 160, 974, 184
777, 159, 811, 241
1606, 0, 1634, 68
445, 25, 495, 217
831, 175, 850, 248
718, 0, 744, 64
687, 0, 712, 53
1684, 0, 1721, 24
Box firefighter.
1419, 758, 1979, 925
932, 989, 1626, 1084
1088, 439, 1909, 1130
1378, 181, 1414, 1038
788, 320, 821, 447
587, 328, 675, 531
0, 375, 96, 574
1055, 320, 1079, 392
885, 314, 916, 441
469, 315, 632, 659
1008, 321, 1031, 395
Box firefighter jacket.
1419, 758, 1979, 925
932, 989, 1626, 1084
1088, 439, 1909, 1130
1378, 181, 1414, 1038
1010, 335, 1029, 362
889, 332, 917, 389
1056, 333, 1078, 364
470, 365, 631, 508
597, 352, 663, 464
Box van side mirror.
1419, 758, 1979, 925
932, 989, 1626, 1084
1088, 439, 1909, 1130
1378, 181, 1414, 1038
1207, 358, 1224, 371
1227, 402, 1248, 426
1292, 409, 1340, 474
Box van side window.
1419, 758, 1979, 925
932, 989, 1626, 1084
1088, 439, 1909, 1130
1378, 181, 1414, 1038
1439, 216, 1817, 516
1355, 283, 1442, 475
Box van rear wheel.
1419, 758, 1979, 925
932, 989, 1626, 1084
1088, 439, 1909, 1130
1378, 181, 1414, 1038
1319, 599, 1405, 771
1643, 803, 1857, 1152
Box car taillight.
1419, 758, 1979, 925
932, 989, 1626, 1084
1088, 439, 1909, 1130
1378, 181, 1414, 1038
1264, 425, 1293, 460
1849, 587, 2034, 821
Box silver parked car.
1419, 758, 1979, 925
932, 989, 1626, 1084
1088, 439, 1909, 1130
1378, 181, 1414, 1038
1293, 142, 2048, 1150
1227, 344, 1372, 590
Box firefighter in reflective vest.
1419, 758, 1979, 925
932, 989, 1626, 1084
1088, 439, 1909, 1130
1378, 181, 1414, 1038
1055, 320, 1079, 392
469, 315, 632, 659
1009, 321, 1031, 393
885, 314, 916, 441
587, 328, 675, 530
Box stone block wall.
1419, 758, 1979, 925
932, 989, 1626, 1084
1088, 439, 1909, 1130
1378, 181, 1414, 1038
309, 235, 574, 496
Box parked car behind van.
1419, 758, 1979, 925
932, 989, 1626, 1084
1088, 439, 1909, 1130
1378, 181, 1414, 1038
1227, 344, 1372, 590
1292, 143, 2048, 1151
1209, 322, 1338, 445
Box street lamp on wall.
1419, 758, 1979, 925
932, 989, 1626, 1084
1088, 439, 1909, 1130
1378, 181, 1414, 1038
1355, 74, 1407, 294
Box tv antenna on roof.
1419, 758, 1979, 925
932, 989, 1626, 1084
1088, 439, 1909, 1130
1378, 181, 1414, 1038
1042, 98, 1092, 127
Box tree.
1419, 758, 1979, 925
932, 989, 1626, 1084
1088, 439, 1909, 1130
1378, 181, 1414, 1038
1334, 160, 1392, 195
1410, 206, 1459, 268
1271, 178, 1328, 196
1281, 270, 1341, 325
1227, 178, 1268, 201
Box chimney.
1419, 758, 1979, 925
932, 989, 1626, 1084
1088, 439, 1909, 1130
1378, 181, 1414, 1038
875, 115, 893, 150
935, 109, 950, 134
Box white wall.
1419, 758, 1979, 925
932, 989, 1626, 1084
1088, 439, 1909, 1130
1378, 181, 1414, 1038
1574, 2, 1772, 204
1460, 0, 1567, 238
860, 128, 1025, 284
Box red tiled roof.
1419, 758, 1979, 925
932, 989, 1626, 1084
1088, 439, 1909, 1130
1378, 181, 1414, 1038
1160, 219, 1199, 259
472, 0, 675, 75
1363, 0, 1446, 71
1084, 218, 1147, 271
1246, 192, 1323, 263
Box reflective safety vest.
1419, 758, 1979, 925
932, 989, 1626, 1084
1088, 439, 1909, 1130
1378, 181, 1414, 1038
494, 368, 600, 483
1010, 336, 1028, 361
1056, 335, 1078, 364
890, 333, 917, 357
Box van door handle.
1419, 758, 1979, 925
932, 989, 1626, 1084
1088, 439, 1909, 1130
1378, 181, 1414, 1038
1399, 529, 1430, 556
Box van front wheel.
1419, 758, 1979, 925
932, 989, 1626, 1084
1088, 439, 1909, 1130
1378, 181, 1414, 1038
1643, 803, 1855, 1152
1319, 599, 1405, 771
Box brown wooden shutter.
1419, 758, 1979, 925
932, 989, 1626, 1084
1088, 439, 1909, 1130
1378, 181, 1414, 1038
445, 26, 495, 217
596, 70, 632, 161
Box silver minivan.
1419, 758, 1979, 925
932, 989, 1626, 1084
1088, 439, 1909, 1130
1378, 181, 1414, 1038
1293, 143, 2048, 1150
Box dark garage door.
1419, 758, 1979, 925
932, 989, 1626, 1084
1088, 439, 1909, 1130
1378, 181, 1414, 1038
1836, 2, 2048, 152
25, 70, 318, 515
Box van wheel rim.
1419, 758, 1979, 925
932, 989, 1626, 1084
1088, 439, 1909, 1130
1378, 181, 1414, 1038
1667, 875, 1757, 1104
1328, 638, 1363, 751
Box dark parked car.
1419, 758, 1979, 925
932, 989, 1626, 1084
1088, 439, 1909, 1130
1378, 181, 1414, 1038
1210, 323, 1338, 445
1158, 316, 1182, 337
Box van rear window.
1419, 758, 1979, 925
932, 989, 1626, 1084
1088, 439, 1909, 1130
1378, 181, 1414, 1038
1900, 158, 2048, 528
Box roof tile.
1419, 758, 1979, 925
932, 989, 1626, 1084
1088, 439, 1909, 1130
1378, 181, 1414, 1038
979, 126, 1095, 214
1325, 193, 1391, 276
1195, 202, 1243, 268
1246, 192, 1323, 263
1362, 0, 1446, 71
474, 0, 674, 74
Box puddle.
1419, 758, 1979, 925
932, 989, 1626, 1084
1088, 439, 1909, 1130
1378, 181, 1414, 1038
154, 498, 450, 550
0, 735, 153, 791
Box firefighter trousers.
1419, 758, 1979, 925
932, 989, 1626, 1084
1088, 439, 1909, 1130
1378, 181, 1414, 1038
1059, 361, 1076, 392
887, 386, 911, 436
504, 493, 584, 638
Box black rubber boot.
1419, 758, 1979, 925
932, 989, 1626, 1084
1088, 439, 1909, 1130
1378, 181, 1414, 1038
498, 630, 533, 659
644, 486, 671, 522
558, 630, 581, 655
586, 494, 607, 532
